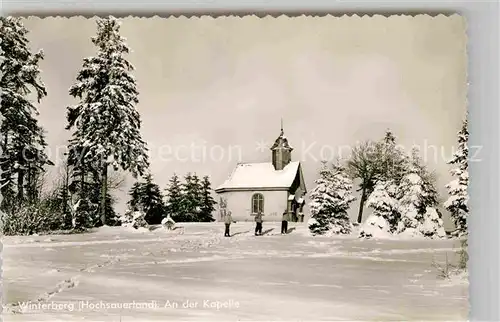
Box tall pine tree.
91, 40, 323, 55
127, 173, 165, 224
444, 115, 469, 237
52, 158, 73, 229
165, 173, 183, 221
0, 17, 52, 212
66, 146, 101, 227
128, 181, 142, 211
181, 173, 202, 222
66, 16, 149, 225
0, 112, 4, 219
199, 175, 216, 222
377, 129, 408, 185
371, 129, 407, 229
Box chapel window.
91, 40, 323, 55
251, 193, 264, 214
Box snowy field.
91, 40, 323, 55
2, 222, 468, 321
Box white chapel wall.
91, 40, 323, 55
218, 190, 288, 222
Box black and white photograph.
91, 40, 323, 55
1, 15, 468, 321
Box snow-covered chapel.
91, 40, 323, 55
215, 126, 307, 222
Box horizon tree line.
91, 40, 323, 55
127, 172, 217, 224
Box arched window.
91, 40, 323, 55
251, 193, 264, 214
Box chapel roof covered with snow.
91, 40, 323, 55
215, 161, 303, 192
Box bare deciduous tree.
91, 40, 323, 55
347, 141, 381, 223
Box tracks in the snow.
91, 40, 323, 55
4, 277, 79, 314
3, 230, 245, 315
3, 253, 125, 315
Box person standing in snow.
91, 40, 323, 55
254, 211, 263, 236
281, 210, 289, 234
224, 211, 235, 237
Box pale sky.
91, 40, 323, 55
22, 15, 467, 227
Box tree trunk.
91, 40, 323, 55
17, 168, 24, 203
357, 185, 367, 223
100, 164, 108, 226
62, 163, 70, 228
26, 165, 32, 201
80, 157, 86, 200
26, 165, 37, 202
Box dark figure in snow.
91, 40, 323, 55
254, 211, 263, 236
281, 211, 289, 234
224, 211, 235, 237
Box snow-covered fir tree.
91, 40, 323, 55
164, 173, 183, 221
396, 149, 425, 235
309, 160, 356, 235
50, 159, 73, 229
418, 169, 440, 215
71, 198, 97, 230
65, 147, 118, 228
128, 181, 142, 210
309, 162, 336, 235
328, 161, 356, 234
420, 207, 446, 238
199, 176, 216, 222
0, 17, 52, 212
127, 173, 165, 224
359, 180, 399, 238
378, 129, 408, 185
396, 148, 444, 238
397, 173, 423, 235
0, 112, 4, 220
361, 129, 408, 234
181, 173, 202, 222
444, 116, 469, 237
65, 16, 149, 226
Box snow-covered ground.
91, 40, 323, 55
2, 222, 468, 321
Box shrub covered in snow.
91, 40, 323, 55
1, 203, 64, 236
72, 198, 98, 230
309, 161, 356, 236
161, 214, 176, 230
359, 181, 399, 238
307, 217, 319, 229
420, 208, 446, 238
120, 209, 148, 229
358, 214, 392, 239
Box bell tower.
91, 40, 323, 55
271, 119, 293, 170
